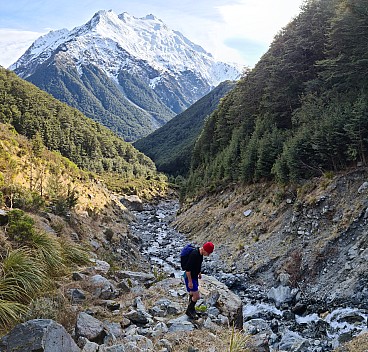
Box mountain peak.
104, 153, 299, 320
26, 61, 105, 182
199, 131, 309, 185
12, 9, 241, 86
10, 9, 241, 140
143, 14, 161, 21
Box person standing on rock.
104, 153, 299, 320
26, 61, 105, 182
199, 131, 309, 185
183, 241, 214, 319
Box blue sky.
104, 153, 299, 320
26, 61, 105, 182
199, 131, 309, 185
0, 0, 305, 68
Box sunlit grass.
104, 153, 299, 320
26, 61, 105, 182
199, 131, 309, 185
30, 231, 66, 275
1, 248, 47, 300
58, 238, 91, 266
0, 249, 47, 329
229, 325, 250, 352
0, 300, 27, 328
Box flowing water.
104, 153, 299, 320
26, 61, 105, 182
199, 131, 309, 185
129, 199, 368, 352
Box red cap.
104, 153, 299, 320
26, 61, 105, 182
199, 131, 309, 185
203, 242, 214, 254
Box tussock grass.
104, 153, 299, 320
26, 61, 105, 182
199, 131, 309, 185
0, 210, 92, 332
0, 300, 27, 328
0, 249, 47, 328
1, 248, 47, 301
30, 231, 66, 275
59, 238, 91, 266
229, 325, 250, 352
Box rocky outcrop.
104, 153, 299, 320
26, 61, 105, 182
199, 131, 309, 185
0, 319, 80, 352
120, 195, 144, 212
200, 275, 243, 329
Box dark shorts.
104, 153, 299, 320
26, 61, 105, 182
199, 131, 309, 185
184, 272, 199, 292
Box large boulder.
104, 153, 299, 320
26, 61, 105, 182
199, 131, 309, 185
0, 319, 80, 352
75, 312, 106, 343
150, 276, 243, 329
200, 275, 244, 329
120, 195, 143, 211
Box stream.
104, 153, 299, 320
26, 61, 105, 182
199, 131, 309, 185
128, 199, 368, 352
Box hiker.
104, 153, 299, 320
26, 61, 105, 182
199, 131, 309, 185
183, 241, 214, 318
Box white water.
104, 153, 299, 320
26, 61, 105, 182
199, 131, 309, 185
131, 200, 368, 351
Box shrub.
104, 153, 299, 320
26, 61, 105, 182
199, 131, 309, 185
6, 210, 35, 242
23, 294, 77, 331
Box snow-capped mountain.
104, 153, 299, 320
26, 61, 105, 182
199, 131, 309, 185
11, 10, 242, 141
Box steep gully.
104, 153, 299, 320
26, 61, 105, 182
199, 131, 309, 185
129, 199, 367, 352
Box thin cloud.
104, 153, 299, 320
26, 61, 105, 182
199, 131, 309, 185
0, 0, 305, 68
0, 29, 44, 68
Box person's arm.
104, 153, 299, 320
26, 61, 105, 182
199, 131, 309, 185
186, 270, 193, 289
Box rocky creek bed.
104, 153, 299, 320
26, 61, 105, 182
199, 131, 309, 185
0, 197, 367, 352
131, 199, 368, 352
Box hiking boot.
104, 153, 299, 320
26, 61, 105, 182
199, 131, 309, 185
186, 298, 198, 319
186, 307, 198, 319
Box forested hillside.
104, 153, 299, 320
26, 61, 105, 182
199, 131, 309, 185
0, 68, 167, 195
24, 62, 174, 142
133, 80, 235, 177
186, 0, 368, 197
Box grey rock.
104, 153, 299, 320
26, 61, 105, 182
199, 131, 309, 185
267, 285, 294, 308
75, 312, 106, 343
358, 181, 368, 194
124, 335, 154, 351
120, 195, 144, 211
152, 322, 169, 337
69, 288, 86, 303
99, 345, 126, 352
167, 316, 195, 332
0, 319, 80, 352
89, 259, 111, 274
82, 341, 99, 352
116, 270, 155, 285
125, 309, 152, 325
201, 275, 243, 329
89, 274, 118, 299
105, 322, 123, 338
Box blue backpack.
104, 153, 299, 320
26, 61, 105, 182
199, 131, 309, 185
180, 243, 196, 270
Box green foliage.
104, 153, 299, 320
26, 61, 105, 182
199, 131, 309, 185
51, 186, 78, 216
0, 67, 160, 186
134, 81, 235, 177
185, 0, 368, 197
7, 187, 45, 212
7, 210, 36, 242
58, 238, 91, 266
24, 63, 174, 142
